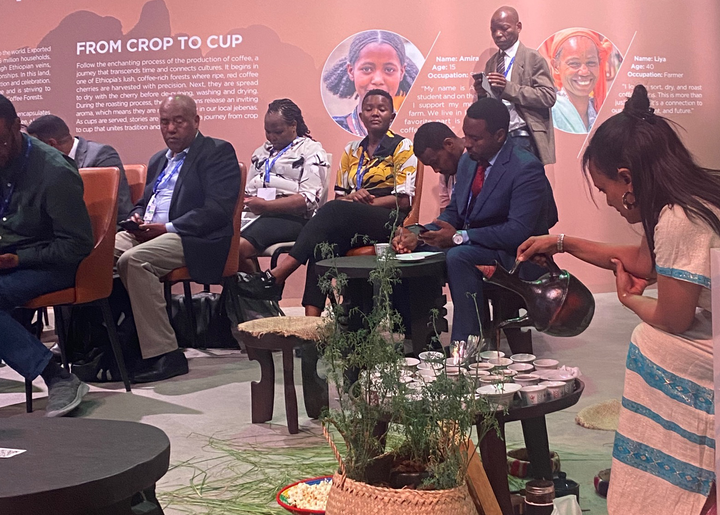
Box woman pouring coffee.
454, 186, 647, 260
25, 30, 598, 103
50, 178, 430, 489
517, 85, 718, 515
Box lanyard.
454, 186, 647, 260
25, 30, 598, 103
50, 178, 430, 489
0, 139, 32, 218
264, 139, 296, 186
503, 55, 515, 78
355, 143, 380, 191
355, 151, 367, 191
154, 153, 186, 194
463, 189, 474, 229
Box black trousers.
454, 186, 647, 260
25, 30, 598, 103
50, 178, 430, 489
242, 213, 308, 252
289, 200, 403, 308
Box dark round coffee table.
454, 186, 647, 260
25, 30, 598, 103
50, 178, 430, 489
0, 418, 170, 515
477, 379, 585, 515
316, 253, 447, 355
371, 378, 584, 515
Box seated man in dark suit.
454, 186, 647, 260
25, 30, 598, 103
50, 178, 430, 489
27, 114, 133, 225
0, 95, 94, 416
115, 94, 241, 383
394, 98, 557, 342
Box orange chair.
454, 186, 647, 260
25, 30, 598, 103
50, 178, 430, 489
23, 167, 132, 412
346, 161, 425, 256
124, 164, 148, 204
160, 163, 247, 348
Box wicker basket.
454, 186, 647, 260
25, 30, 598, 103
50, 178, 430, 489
322, 426, 476, 515
325, 472, 477, 515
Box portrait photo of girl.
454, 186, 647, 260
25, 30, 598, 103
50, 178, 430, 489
321, 30, 424, 136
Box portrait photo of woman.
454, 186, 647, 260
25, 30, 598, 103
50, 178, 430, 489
539, 28, 623, 134
321, 30, 424, 136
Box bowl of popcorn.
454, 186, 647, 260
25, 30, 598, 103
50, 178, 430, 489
277, 476, 333, 514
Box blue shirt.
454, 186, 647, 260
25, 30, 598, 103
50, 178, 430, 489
148, 148, 188, 233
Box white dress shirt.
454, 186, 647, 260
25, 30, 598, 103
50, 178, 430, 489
500, 40, 527, 132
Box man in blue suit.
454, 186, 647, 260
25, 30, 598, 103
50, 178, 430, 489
394, 97, 557, 342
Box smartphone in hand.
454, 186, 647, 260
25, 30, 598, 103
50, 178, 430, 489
406, 223, 430, 236
118, 219, 141, 231
472, 71, 484, 81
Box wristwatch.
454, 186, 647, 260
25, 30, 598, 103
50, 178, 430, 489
452, 231, 464, 245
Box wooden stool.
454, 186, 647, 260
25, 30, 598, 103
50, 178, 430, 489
236, 317, 329, 434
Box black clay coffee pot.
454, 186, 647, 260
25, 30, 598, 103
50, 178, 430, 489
485, 258, 595, 337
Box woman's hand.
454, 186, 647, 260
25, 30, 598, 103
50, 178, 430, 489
244, 196, 268, 215
611, 259, 649, 303
516, 235, 560, 265
345, 189, 375, 204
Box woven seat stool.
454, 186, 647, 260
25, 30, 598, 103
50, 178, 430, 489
236, 316, 329, 434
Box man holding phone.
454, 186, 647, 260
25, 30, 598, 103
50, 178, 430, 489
115, 94, 241, 383
393, 98, 557, 343
472, 5, 556, 165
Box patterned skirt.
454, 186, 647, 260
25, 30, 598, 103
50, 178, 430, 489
608, 322, 715, 515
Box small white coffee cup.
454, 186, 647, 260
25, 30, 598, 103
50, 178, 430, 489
540, 380, 566, 400
520, 385, 548, 406
534, 359, 560, 370
374, 243, 392, 260
513, 373, 541, 387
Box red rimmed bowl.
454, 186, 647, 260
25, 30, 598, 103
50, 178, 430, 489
277, 476, 333, 514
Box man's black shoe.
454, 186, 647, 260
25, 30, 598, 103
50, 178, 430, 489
131, 349, 189, 383
236, 270, 282, 301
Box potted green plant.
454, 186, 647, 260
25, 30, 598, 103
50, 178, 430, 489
315, 241, 499, 515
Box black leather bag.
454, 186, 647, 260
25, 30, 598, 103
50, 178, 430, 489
169, 290, 239, 349
68, 278, 143, 383
223, 274, 284, 327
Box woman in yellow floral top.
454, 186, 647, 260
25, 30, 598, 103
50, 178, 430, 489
238, 89, 417, 315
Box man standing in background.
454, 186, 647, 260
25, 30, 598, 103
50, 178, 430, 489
474, 5, 556, 165
27, 114, 133, 225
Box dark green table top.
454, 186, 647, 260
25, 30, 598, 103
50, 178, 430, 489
316, 253, 446, 279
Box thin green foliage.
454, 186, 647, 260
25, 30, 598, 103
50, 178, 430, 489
158, 434, 339, 514
315, 212, 498, 489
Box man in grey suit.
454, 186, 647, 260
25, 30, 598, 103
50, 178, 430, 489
473, 6, 556, 165
27, 115, 133, 223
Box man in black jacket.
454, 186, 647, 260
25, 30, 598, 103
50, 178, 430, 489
27, 114, 133, 225
0, 95, 94, 416
115, 94, 241, 383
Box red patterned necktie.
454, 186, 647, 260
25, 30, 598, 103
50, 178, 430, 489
471, 161, 487, 197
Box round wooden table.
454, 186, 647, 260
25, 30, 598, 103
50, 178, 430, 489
315, 253, 447, 356
0, 418, 170, 515
477, 378, 585, 515
370, 378, 584, 514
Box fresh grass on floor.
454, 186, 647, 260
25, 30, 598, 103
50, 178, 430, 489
158, 433, 338, 514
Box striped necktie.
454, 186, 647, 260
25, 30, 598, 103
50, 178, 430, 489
496, 51, 506, 75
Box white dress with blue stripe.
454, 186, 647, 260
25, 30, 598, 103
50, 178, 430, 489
608, 204, 716, 514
